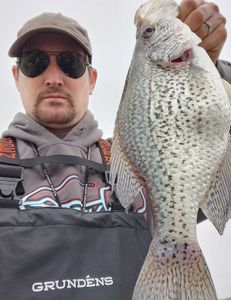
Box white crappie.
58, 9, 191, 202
110, 0, 231, 299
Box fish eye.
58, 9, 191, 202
142, 26, 155, 38
145, 27, 154, 33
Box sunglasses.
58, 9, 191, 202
17, 50, 90, 79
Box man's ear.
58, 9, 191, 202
89, 67, 97, 95
12, 65, 20, 90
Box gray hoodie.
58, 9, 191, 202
2, 111, 147, 214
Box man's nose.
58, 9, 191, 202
44, 56, 64, 87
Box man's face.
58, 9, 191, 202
12, 32, 97, 130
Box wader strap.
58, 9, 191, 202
0, 137, 18, 159
0, 137, 24, 205
97, 139, 112, 183
0, 153, 109, 173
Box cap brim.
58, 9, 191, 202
8, 27, 92, 58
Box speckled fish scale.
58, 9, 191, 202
110, 0, 231, 299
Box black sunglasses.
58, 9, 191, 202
17, 50, 90, 79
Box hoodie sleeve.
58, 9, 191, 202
216, 60, 231, 84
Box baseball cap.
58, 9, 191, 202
8, 12, 92, 62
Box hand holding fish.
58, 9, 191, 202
178, 0, 227, 63
110, 0, 231, 299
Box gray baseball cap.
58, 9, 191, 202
8, 12, 92, 62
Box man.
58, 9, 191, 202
0, 1, 230, 299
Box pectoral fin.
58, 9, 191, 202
110, 129, 142, 210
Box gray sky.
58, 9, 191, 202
0, 0, 230, 298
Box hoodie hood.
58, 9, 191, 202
2, 110, 103, 150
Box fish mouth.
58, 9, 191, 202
171, 49, 191, 63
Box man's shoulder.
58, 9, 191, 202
216, 59, 231, 83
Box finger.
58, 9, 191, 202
178, 0, 205, 21
183, 3, 220, 32
200, 23, 227, 51
200, 23, 227, 62
195, 13, 226, 39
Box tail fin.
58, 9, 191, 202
133, 239, 217, 300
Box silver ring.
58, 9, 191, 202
204, 20, 213, 36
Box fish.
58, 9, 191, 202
109, 0, 231, 299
